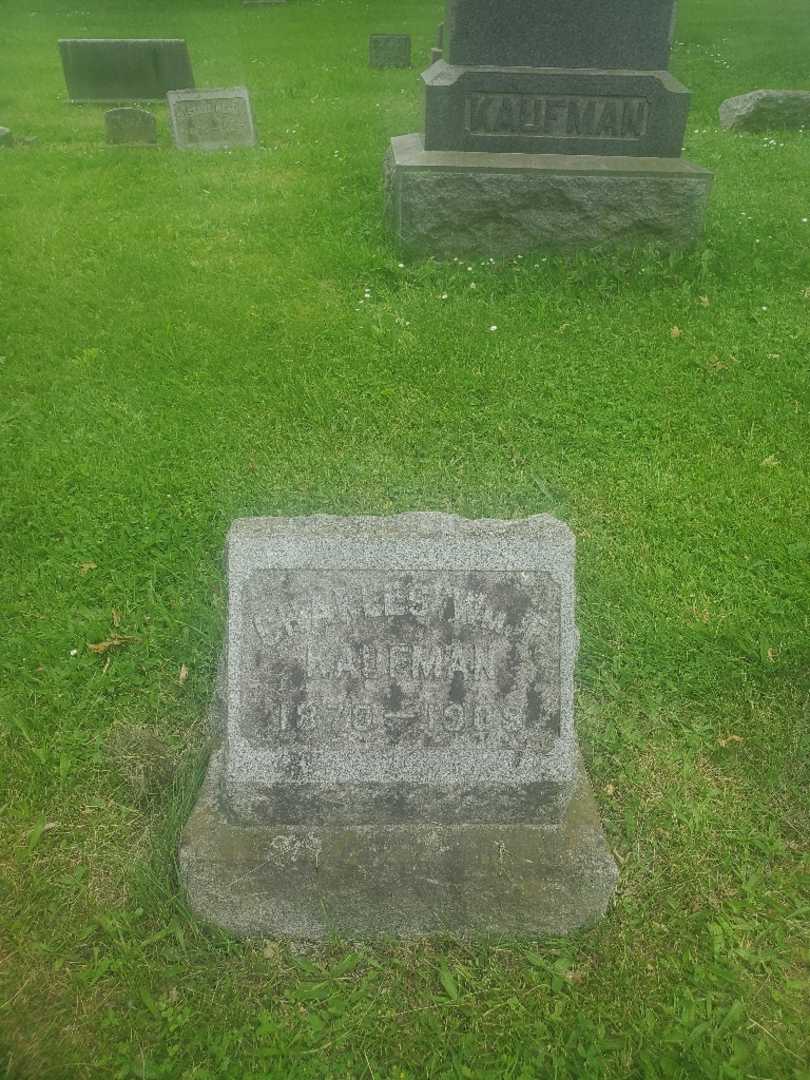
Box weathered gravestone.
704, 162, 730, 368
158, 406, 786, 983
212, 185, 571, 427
0, 127, 12, 147
369, 34, 412, 69
385, 0, 712, 256
168, 87, 257, 151
180, 513, 618, 938
59, 39, 194, 103
105, 107, 157, 146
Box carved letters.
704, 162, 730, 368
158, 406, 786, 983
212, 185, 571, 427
240, 570, 562, 749
466, 93, 650, 140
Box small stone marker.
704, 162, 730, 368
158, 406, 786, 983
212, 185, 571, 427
720, 90, 810, 132
105, 107, 157, 146
167, 87, 256, 151
369, 34, 412, 69
384, 0, 712, 255
0, 127, 12, 147
59, 38, 194, 103
180, 513, 618, 939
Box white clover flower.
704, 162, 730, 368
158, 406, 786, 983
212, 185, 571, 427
489, 325, 498, 332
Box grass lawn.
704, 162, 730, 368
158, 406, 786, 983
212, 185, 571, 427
2, 0, 810, 1076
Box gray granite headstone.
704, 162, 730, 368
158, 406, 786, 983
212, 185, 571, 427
720, 90, 810, 132
180, 513, 617, 938
59, 38, 194, 103
424, 0, 687, 156
105, 107, 157, 146
168, 87, 257, 150
369, 34, 412, 69
385, 0, 710, 255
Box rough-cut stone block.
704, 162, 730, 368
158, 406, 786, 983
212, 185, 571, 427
181, 747, 617, 939
105, 107, 157, 146
58, 38, 194, 103
369, 34, 412, 69
0, 127, 12, 147
444, 0, 677, 70
424, 63, 689, 158
179, 513, 618, 938
168, 87, 256, 150
719, 90, 810, 132
385, 133, 712, 258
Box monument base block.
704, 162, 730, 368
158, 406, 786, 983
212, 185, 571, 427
384, 133, 712, 258
180, 746, 617, 939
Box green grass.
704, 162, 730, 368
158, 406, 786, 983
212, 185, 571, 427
1, 0, 810, 1076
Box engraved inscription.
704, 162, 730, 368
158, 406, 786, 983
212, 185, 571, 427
466, 93, 650, 140
239, 570, 562, 750
174, 98, 251, 144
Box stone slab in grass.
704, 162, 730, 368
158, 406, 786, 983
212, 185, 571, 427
385, 134, 713, 258
168, 87, 256, 150
59, 38, 194, 103
180, 512, 618, 938
720, 90, 810, 132
105, 107, 157, 146
369, 34, 412, 69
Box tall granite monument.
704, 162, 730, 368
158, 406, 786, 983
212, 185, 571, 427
180, 513, 617, 938
385, 0, 712, 256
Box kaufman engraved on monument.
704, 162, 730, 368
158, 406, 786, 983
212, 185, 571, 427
423, 0, 688, 157
385, 0, 712, 255
180, 513, 617, 939
425, 70, 689, 157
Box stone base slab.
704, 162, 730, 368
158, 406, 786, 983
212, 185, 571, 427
179, 746, 617, 939
384, 133, 712, 258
